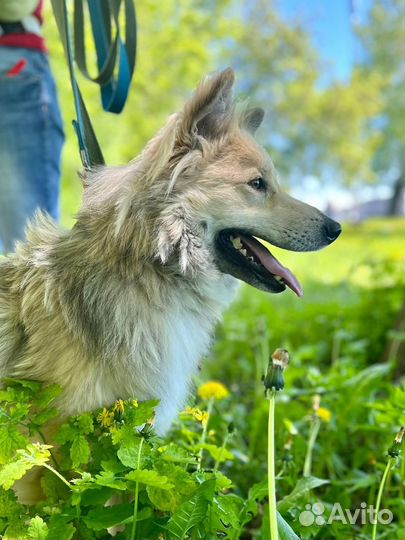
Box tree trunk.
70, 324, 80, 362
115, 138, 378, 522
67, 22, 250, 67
388, 172, 405, 216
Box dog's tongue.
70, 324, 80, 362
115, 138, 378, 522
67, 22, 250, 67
240, 234, 303, 297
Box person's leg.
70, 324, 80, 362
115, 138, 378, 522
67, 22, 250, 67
0, 47, 64, 253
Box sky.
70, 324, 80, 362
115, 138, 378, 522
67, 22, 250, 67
276, 0, 387, 211
279, 0, 355, 85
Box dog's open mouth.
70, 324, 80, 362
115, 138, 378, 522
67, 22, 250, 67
215, 229, 303, 296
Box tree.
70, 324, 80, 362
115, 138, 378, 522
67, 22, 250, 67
43, 0, 233, 221
223, 0, 386, 189
355, 0, 405, 213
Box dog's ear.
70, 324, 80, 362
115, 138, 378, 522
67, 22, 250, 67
177, 68, 235, 147
240, 107, 265, 134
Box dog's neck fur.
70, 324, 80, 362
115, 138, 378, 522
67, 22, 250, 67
11, 174, 237, 433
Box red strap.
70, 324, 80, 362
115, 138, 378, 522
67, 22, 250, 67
6, 59, 28, 77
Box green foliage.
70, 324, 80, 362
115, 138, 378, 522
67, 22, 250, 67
0, 220, 403, 539
43, 0, 404, 225
42, 0, 234, 225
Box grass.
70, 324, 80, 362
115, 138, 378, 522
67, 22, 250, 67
0, 217, 404, 540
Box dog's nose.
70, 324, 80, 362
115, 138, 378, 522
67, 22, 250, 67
324, 218, 342, 243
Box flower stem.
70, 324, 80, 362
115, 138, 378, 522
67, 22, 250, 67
213, 432, 229, 473
130, 437, 145, 540
303, 415, 320, 477
42, 463, 72, 489
36, 428, 61, 470
197, 398, 214, 471
371, 458, 393, 540
268, 390, 278, 540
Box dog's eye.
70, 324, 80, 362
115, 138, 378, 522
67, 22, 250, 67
248, 177, 267, 191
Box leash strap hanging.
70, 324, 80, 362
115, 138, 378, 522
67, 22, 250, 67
74, 0, 137, 113
51, 0, 137, 169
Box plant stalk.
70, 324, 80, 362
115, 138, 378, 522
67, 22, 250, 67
197, 397, 214, 471
268, 390, 278, 540
371, 458, 393, 540
42, 463, 72, 489
130, 437, 145, 540
303, 415, 320, 477
213, 432, 229, 473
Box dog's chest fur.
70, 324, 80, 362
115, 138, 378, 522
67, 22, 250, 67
3, 257, 238, 435
64, 273, 238, 434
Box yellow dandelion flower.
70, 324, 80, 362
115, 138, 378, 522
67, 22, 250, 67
317, 407, 332, 423
113, 399, 125, 414
200, 411, 210, 428
184, 406, 200, 419
183, 406, 210, 427
198, 381, 229, 401
132, 399, 139, 408
97, 408, 114, 428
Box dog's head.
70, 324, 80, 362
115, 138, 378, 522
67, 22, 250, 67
101, 68, 341, 295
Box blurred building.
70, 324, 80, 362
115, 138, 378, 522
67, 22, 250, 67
326, 193, 405, 223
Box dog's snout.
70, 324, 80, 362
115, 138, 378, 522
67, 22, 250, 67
324, 218, 342, 244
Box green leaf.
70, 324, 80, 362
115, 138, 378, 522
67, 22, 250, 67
27, 516, 48, 540
167, 479, 215, 539
248, 479, 269, 502
34, 384, 63, 409
344, 363, 392, 389
214, 494, 243, 528
278, 476, 329, 512
0, 388, 16, 403
125, 469, 174, 489
195, 443, 234, 462
277, 511, 300, 540
213, 471, 233, 491
47, 515, 76, 540
0, 460, 32, 490
70, 435, 90, 468
3, 517, 29, 540
17, 443, 52, 467
130, 400, 159, 426
159, 443, 196, 464
79, 486, 114, 507
0, 425, 28, 464
117, 441, 142, 468
76, 413, 94, 434
2, 379, 41, 392
55, 424, 77, 445
83, 503, 133, 530
95, 471, 127, 490
0, 488, 21, 518
8, 403, 30, 422
147, 464, 197, 512
32, 408, 59, 427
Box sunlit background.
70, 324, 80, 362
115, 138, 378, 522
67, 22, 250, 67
43, 0, 404, 226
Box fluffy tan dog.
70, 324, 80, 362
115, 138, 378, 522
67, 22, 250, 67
0, 68, 340, 435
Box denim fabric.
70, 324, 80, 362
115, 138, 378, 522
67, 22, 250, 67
0, 47, 64, 253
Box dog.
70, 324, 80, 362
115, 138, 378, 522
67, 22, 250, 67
0, 68, 341, 437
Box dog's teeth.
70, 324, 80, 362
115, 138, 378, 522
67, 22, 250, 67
240, 249, 247, 256
274, 276, 284, 283
231, 237, 243, 250
248, 256, 254, 262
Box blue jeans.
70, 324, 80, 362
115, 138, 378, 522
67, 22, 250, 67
0, 47, 64, 253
